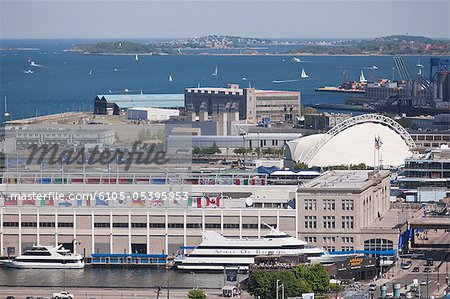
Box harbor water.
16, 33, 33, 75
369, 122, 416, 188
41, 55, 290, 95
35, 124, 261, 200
0, 39, 431, 120
0, 266, 245, 289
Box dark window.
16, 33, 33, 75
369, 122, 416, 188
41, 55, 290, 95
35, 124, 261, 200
3, 222, 19, 227
58, 222, 73, 227
40, 222, 56, 227
205, 223, 221, 229
112, 223, 128, 228
22, 222, 37, 227
186, 223, 201, 228
168, 223, 184, 228
131, 223, 147, 228
94, 223, 110, 228
149, 223, 165, 228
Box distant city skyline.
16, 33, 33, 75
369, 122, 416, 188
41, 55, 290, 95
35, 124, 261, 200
0, 0, 448, 39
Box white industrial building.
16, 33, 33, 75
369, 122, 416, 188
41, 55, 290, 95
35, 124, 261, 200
127, 107, 179, 121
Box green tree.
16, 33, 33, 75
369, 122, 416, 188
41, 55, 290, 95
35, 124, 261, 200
302, 106, 318, 115
137, 129, 153, 142
329, 283, 344, 292
187, 289, 206, 299
246, 270, 273, 299
293, 162, 310, 170
272, 270, 304, 298
298, 264, 330, 294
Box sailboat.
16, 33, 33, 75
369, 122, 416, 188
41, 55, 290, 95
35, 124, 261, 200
135, 54, 139, 61
212, 66, 218, 77
88, 70, 93, 75
301, 69, 309, 79
24, 70, 34, 74
4, 96, 10, 117
359, 70, 367, 83
169, 75, 173, 82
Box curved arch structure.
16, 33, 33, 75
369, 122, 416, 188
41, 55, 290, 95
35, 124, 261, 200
302, 114, 416, 165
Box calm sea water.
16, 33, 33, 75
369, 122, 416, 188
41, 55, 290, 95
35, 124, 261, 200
0, 266, 242, 289
0, 39, 433, 120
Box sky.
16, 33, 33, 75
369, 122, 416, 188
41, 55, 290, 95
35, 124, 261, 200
0, 0, 449, 39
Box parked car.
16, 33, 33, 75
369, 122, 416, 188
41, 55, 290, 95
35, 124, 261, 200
401, 262, 412, 269
423, 267, 432, 273
369, 284, 377, 291
420, 280, 428, 286
412, 266, 419, 272
426, 258, 433, 266
52, 291, 74, 299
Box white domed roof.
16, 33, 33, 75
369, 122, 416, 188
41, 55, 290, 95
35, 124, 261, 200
287, 114, 415, 167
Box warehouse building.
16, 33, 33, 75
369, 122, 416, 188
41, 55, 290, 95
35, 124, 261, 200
94, 94, 184, 115
127, 107, 180, 121
185, 84, 300, 124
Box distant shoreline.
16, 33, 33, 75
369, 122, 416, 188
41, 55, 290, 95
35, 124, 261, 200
76, 51, 450, 57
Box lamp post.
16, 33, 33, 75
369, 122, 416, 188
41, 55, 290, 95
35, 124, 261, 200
276, 279, 285, 299
191, 272, 197, 289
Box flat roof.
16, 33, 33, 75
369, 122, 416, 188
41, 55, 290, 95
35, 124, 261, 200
97, 94, 185, 109
301, 170, 390, 190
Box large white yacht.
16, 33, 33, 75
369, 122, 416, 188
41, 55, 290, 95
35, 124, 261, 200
2, 245, 84, 269
174, 227, 331, 271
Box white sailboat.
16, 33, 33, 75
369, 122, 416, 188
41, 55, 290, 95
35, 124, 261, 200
88, 70, 93, 75
301, 68, 309, 79
4, 96, 10, 117
212, 66, 218, 77
135, 54, 139, 61
169, 75, 173, 82
359, 70, 367, 83
24, 70, 34, 74
292, 57, 302, 63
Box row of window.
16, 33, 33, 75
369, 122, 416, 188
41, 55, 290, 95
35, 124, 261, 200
304, 199, 354, 211
304, 216, 354, 229
92, 223, 275, 229
322, 246, 355, 252
4, 222, 277, 229
4, 222, 73, 228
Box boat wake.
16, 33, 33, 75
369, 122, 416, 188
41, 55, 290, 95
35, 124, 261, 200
272, 79, 300, 83
29, 61, 43, 67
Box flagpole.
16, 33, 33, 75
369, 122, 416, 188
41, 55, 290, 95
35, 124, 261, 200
373, 135, 376, 171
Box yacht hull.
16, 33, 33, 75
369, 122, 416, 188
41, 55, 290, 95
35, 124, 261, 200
2, 260, 85, 269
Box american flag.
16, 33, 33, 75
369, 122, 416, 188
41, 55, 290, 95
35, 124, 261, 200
374, 136, 383, 150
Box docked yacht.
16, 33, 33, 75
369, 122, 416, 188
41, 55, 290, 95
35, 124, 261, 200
174, 227, 330, 271
2, 245, 84, 269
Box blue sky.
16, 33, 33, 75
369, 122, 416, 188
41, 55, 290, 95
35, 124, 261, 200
1, 0, 449, 39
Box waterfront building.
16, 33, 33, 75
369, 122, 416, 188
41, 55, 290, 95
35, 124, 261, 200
7, 126, 116, 150
285, 114, 416, 167
185, 84, 300, 124
407, 130, 450, 151
296, 170, 400, 252
303, 113, 353, 131
127, 107, 180, 121
0, 169, 404, 260
166, 132, 302, 151
94, 94, 184, 115
399, 145, 450, 201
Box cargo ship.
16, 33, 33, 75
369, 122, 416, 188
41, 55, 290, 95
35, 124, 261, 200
315, 70, 367, 93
